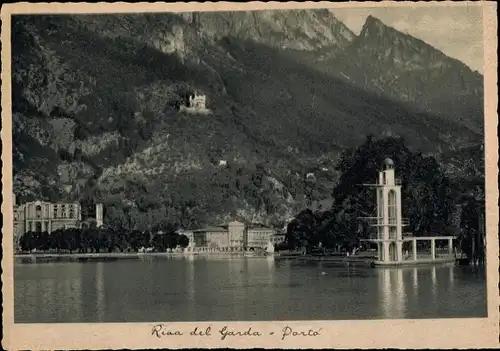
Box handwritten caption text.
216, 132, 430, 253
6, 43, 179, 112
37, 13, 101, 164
151, 324, 322, 341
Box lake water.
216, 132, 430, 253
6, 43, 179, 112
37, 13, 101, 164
14, 256, 487, 323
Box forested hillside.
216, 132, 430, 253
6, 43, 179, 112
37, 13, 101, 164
12, 11, 484, 230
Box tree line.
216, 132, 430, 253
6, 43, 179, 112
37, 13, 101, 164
18, 225, 190, 254
17, 135, 484, 264
285, 136, 485, 263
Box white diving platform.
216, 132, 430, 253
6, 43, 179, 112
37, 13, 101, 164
359, 159, 457, 267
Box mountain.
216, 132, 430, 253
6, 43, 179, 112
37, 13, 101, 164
190, 9, 356, 50
11, 11, 484, 229
300, 15, 484, 134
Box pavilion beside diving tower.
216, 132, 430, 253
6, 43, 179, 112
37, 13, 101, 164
360, 158, 456, 267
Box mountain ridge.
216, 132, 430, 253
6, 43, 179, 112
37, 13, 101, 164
310, 13, 483, 133
11, 10, 484, 229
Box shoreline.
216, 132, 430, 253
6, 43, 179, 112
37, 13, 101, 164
14, 252, 456, 267
13, 251, 381, 266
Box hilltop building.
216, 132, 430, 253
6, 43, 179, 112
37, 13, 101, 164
360, 159, 456, 266
179, 92, 211, 115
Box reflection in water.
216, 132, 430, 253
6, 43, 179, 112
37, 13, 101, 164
379, 269, 406, 319
267, 256, 276, 285
449, 265, 454, 288
96, 262, 105, 322
185, 257, 195, 317
41, 274, 57, 319
380, 269, 392, 318
395, 269, 405, 319
412, 267, 418, 292
14, 258, 487, 323
187, 258, 195, 299
431, 266, 437, 305
71, 264, 84, 322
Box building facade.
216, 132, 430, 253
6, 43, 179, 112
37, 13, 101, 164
193, 227, 229, 249
189, 93, 206, 109
228, 221, 246, 249
13, 194, 104, 238
189, 221, 276, 251
247, 226, 276, 249
271, 232, 286, 245
179, 92, 210, 114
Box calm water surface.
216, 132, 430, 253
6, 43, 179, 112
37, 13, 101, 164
14, 256, 487, 323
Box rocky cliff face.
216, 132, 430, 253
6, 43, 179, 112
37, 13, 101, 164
12, 11, 483, 229
192, 9, 355, 50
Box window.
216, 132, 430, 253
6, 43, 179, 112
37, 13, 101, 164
378, 189, 384, 219
69, 205, 74, 219
35, 205, 42, 219
388, 190, 397, 225
53, 205, 58, 218
61, 205, 67, 218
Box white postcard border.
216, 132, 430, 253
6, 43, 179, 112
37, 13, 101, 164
1, 2, 498, 349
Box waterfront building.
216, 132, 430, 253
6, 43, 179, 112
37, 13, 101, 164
193, 226, 229, 249
271, 232, 286, 245
360, 159, 456, 266
228, 221, 246, 250
188, 221, 278, 251
13, 193, 104, 237
247, 226, 276, 250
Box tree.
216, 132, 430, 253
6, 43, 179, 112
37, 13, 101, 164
331, 136, 454, 246
177, 234, 190, 248
286, 209, 318, 252
63, 228, 79, 254
128, 230, 148, 251
152, 233, 166, 252
19, 231, 35, 252
164, 233, 179, 250
459, 196, 485, 264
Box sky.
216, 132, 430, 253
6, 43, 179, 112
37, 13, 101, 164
332, 5, 484, 73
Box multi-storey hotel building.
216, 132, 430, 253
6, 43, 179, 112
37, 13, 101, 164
13, 193, 104, 244
190, 221, 276, 251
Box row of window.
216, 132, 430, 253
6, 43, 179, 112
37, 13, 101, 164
248, 232, 273, 237
26, 204, 78, 219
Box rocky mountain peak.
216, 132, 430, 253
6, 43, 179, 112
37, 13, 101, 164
358, 14, 419, 47
355, 14, 458, 67
192, 9, 355, 51
360, 15, 389, 38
